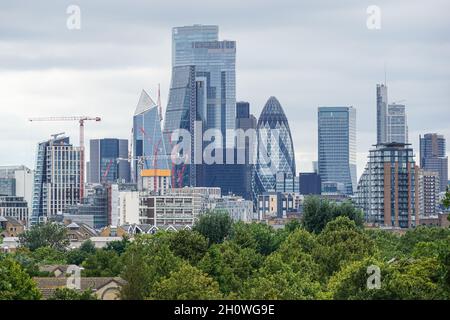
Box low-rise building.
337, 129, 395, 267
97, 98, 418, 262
0, 195, 29, 225
0, 216, 25, 238
214, 195, 254, 222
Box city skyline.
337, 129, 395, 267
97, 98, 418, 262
1, 1, 450, 180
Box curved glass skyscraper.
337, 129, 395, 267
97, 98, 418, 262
254, 97, 296, 195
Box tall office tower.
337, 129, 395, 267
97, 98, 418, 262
31, 136, 81, 224
376, 84, 388, 144
200, 101, 257, 200
318, 106, 357, 195
299, 172, 322, 195
387, 103, 408, 143
133, 90, 171, 190
170, 25, 236, 144
420, 133, 448, 192
356, 143, 419, 229
418, 170, 440, 217
89, 138, 130, 184
254, 97, 296, 197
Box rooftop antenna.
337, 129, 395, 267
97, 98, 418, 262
384, 61, 387, 86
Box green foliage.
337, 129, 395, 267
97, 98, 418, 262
0, 255, 42, 300
104, 236, 130, 255
120, 235, 182, 300
193, 210, 233, 245
399, 226, 450, 254
327, 257, 448, 300
149, 263, 222, 300
199, 241, 263, 294
302, 197, 364, 234
19, 222, 69, 252
365, 229, 402, 261
82, 249, 121, 277
167, 230, 208, 265
443, 187, 450, 209
48, 288, 97, 300
31, 246, 67, 265
315, 217, 375, 277
229, 222, 281, 255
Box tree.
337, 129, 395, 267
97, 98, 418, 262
0, 256, 42, 300
193, 210, 233, 245
82, 249, 121, 277
31, 246, 66, 265
302, 197, 364, 234
48, 288, 97, 300
66, 240, 98, 266
19, 222, 69, 252
120, 235, 182, 300
443, 187, 450, 209
167, 230, 208, 265
104, 236, 130, 256
327, 256, 448, 300
365, 229, 402, 261
315, 217, 375, 277
149, 263, 222, 300
398, 226, 450, 254
229, 222, 280, 255
198, 241, 263, 294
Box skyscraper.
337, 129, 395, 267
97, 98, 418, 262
170, 24, 236, 143
387, 103, 408, 144
418, 170, 440, 217
133, 90, 171, 190
318, 106, 357, 195
356, 143, 419, 229
164, 25, 237, 187
420, 133, 448, 192
89, 138, 130, 184
376, 84, 388, 144
31, 136, 81, 224
254, 97, 296, 196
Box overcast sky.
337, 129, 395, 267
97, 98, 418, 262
1, 0, 449, 179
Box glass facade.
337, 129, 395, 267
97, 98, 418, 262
31, 136, 81, 225
171, 25, 236, 143
387, 103, 408, 144
89, 138, 130, 184
318, 106, 357, 195
420, 133, 448, 192
376, 84, 388, 144
133, 90, 170, 188
254, 97, 296, 197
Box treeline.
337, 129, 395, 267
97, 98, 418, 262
1, 197, 450, 300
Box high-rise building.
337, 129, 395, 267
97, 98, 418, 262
418, 170, 440, 217
133, 90, 171, 189
31, 136, 81, 224
356, 143, 419, 229
387, 103, 408, 144
420, 133, 448, 192
318, 106, 357, 195
171, 25, 236, 138
299, 172, 322, 195
254, 97, 297, 197
376, 84, 388, 144
0, 195, 29, 225
0, 166, 33, 217
89, 138, 130, 184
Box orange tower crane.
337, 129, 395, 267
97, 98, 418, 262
29, 116, 101, 199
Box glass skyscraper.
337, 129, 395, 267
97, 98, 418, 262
89, 138, 130, 184
31, 136, 81, 224
376, 84, 388, 144
254, 97, 296, 196
318, 106, 357, 195
164, 25, 237, 187
133, 90, 170, 188
387, 103, 408, 144
420, 133, 448, 192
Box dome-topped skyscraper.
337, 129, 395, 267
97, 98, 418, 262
254, 97, 297, 196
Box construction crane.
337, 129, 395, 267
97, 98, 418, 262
29, 116, 101, 199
